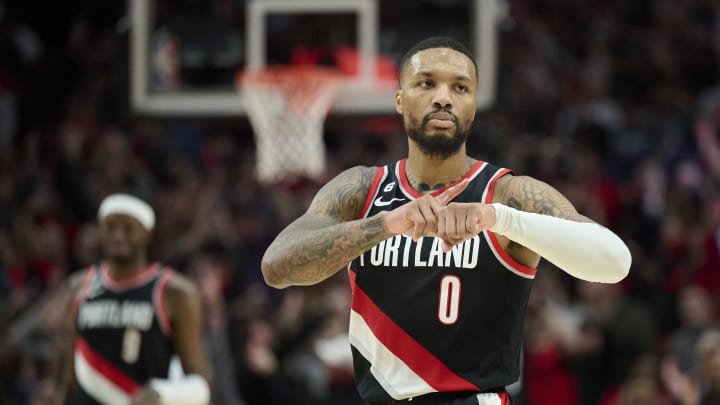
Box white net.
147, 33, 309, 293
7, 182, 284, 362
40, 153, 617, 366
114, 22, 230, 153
238, 66, 346, 184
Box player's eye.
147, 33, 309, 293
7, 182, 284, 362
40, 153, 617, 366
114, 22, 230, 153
456, 84, 468, 92
419, 80, 433, 88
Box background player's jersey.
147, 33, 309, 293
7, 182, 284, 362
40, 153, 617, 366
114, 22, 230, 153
72, 263, 174, 405
348, 159, 536, 402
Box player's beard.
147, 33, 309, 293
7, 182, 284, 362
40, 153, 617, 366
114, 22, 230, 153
108, 252, 137, 265
104, 245, 143, 266
406, 112, 470, 159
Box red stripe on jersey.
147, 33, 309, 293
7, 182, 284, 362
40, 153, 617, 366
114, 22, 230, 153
153, 269, 174, 335
75, 336, 140, 395
360, 167, 387, 218
483, 168, 511, 205
499, 392, 510, 405
351, 285, 480, 392
398, 159, 487, 198
347, 267, 357, 293
484, 169, 537, 277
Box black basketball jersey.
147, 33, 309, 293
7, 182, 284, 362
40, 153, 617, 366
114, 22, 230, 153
72, 262, 174, 404
347, 159, 537, 402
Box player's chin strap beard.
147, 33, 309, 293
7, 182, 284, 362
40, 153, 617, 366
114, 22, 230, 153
407, 115, 470, 160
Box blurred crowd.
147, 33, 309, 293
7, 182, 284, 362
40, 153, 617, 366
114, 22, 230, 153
1, 1, 720, 405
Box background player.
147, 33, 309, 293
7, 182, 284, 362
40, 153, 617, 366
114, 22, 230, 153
261, 37, 632, 404
66, 193, 212, 404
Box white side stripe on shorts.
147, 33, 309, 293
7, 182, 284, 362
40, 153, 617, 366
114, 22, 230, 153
476, 392, 503, 405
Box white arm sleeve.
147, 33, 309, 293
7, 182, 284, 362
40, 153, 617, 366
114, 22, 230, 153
490, 203, 631, 283
150, 374, 210, 405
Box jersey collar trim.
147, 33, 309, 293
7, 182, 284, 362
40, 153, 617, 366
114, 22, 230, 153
397, 159, 487, 199
101, 262, 161, 291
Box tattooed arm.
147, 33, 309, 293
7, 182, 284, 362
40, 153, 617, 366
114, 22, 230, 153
261, 166, 391, 288
493, 175, 593, 222
488, 174, 631, 282
262, 166, 471, 288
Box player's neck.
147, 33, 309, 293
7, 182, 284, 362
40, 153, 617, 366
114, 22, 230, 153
107, 256, 149, 279
406, 147, 474, 193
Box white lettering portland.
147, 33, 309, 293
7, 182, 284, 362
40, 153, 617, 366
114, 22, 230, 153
77, 300, 154, 331
359, 235, 480, 269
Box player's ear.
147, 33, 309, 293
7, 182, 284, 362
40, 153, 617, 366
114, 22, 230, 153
139, 227, 152, 244
395, 89, 403, 114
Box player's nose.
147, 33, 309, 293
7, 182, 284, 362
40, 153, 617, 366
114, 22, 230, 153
432, 84, 452, 109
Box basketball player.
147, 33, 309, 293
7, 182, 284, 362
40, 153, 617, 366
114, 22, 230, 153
65, 194, 212, 404
261, 37, 632, 405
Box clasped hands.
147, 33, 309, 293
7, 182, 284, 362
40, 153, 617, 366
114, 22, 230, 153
382, 179, 497, 252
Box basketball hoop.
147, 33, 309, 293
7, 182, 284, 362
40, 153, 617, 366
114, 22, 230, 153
237, 66, 347, 184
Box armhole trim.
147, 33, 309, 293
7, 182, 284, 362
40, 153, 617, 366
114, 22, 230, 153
482, 168, 537, 278
153, 268, 175, 335
359, 166, 388, 219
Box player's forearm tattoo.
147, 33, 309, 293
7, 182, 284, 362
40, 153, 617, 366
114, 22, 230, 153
263, 167, 391, 286
497, 176, 592, 223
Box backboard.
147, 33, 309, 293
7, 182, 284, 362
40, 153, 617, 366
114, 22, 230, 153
129, 0, 505, 116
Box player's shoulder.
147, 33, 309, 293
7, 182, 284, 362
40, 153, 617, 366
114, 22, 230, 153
493, 172, 518, 190
310, 165, 383, 219
330, 165, 381, 189
163, 269, 200, 301
162, 267, 196, 292
160, 269, 202, 321
492, 173, 547, 205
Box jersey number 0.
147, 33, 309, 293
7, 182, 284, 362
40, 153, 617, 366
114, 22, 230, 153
438, 275, 461, 325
